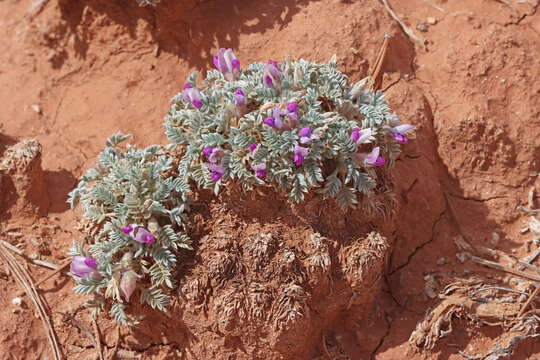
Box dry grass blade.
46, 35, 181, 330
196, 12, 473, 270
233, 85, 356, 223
92, 317, 105, 360
471, 256, 540, 282
494, 0, 520, 16
17, 260, 71, 297
423, 0, 444, 12
380, 0, 426, 50
0, 239, 60, 270
517, 284, 540, 317
0, 242, 62, 359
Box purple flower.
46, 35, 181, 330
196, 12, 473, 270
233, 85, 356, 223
249, 144, 257, 152
351, 128, 371, 144
70, 256, 98, 278
264, 107, 285, 129
299, 127, 319, 144
363, 147, 386, 167
124, 224, 154, 244
204, 163, 224, 182
263, 60, 281, 88
294, 144, 309, 166
213, 48, 240, 81
234, 89, 246, 107
119, 270, 139, 302
203, 147, 224, 163
287, 101, 298, 122
251, 162, 267, 178
181, 84, 203, 109
390, 124, 416, 143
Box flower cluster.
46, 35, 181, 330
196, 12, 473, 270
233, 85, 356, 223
165, 49, 416, 208
67, 133, 192, 326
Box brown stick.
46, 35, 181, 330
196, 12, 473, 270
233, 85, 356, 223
92, 317, 105, 360
0, 242, 62, 359
16, 260, 71, 297
371, 34, 392, 91
517, 284, 540, 318
471, 256, 540, 282
380, 0, 426, 50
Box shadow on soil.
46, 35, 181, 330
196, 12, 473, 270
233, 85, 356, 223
57, 0, 320, 68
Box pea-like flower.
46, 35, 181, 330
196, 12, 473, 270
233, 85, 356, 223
122, 225, 154, 244
203, 147, 224, 163
351, 128, 371, 144
287, 101, 298, 121
119, 270, 139, 302
263, 60, 281, 88
251, 162, 266, 178
70, 256, 98, 278
249, 143, 257, 152
294, 144, 309, 166
181, 84, 203, 109
234, 89, 246, 107
299, 127, 319, 144
264, 107, 286, 129
390, 124, 416, 143
213, 48, 240, 81
204, 163, 225, 182
363, 146, 386, 167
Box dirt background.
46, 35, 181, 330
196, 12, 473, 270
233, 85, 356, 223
0, 0, 539, 359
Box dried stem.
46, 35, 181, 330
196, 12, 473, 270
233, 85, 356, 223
471, 256, 540, 282
380, 0, 426, 50
92, 317, 105, 360
517, 284, 540, 317
371, 34, 392, 90
16, 260, 71, 297
0, 242, 62, 359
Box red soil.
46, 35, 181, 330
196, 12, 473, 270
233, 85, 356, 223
0, 0, 539, 359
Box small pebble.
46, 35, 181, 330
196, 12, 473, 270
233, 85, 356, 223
491, 232, 500, 246
416, 21, 428, 32
31, 104, 42, 115
427, 17, 437, 25
436, 257, 446, 266
12, 297, 22, 307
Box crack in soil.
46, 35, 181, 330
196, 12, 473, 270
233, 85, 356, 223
447, 192, 507, 203
370, 312, 391, 360
389, 209, 446, 275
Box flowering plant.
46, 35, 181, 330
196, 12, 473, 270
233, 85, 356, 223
67, 133, 192, 326
164, 51, 415, 208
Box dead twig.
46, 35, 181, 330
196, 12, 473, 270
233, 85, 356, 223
380, 0, 426, 50
0, 242, 62, 359
16, 259, 71, 297
92, 317, 105, 360
494, 0, 520, 16
516, 205, 540, 214
471, 256, 540, 282
517, 284, 540, 317
0, 239, 60, 270
108, 326, 121, 360
423, 0, 444, 12
371, 34, 392, 90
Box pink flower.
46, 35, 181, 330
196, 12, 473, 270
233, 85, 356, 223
249, 144, 257, 152
203, 147, 225, 163
204, 163, 224, 182
299, 127, 319, 144
363, 147, 386, 167
70, 256, 98, 278
251, 163, 266, 178
181, 84, 203, 109
351, 128, 371, 144
263, 60, 281, 88
122, 225, 154, 244
213, 48, 240, 81
390, 124, 416, 143
294, 144, 309, 166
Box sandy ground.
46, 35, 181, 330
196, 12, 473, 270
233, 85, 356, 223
0, 0, 539, 358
